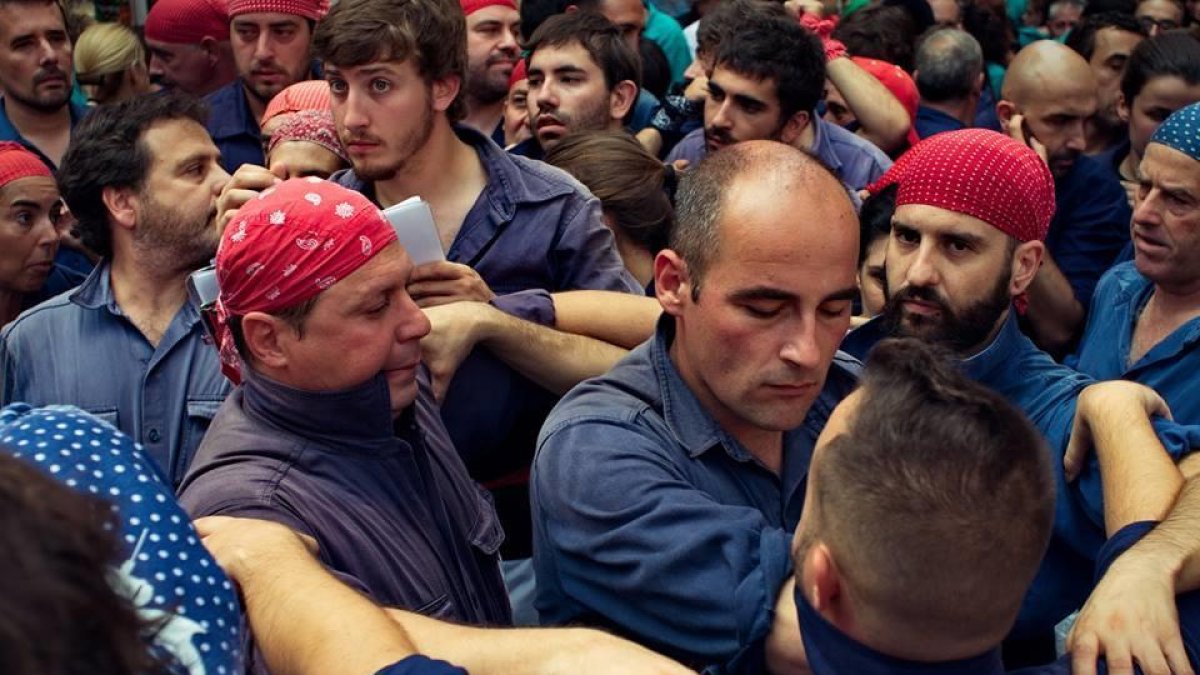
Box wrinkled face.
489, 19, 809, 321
503, 76, 531, 147
1019, 83, 1096, 179
858, 236, 888, 317
465, 5, 520, 105
1089, 28, 1144, 130
597, 0, 646, 52
1047, 3, 1082, 37
327, 58, 439, 182
823, 79, 857, 129
0, 176, 63, 295
1131, 143, 1200, 293
665, 174, 859, 442
883, 204, 1015, 354
267, 140, 346, 180
0, 0, 72, 114
1124, 75, 1200, 164
1136, 0, 1184, 35
277, 243, 432, 416
704, 65, 788, 153
527, 42, 618, 151
146, 40, 212, 96
133, 118, 229, 271
230, 13, 312, 104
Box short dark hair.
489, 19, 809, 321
916, 27, 984, 102
805, 338, 1054, 640
1084, 0, 1138, 15
695, 0, 788, 61
519, 0, 570, 44
859, 183, 897, 265
1065, 12, 1148, 60
1120, 30, 1200, 106
227, 295, 319, 365
0, 0, 68, 26
714, 13, 825, 119
312, 0, 469, 122
835, 5, 919, 72
0, 452, 173, 675
525, 12, 641, 92
57, 92, 207, 259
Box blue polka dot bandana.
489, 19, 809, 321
0, 404, 244, 675
1151, 101, 1200, 161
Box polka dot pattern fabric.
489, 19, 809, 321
869, 128, 1056, 243
0, 404, 243, 675
1150, 101, 1200, 162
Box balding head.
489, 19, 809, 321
999, 41, 1098, 178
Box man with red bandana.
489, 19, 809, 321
460, 0, 522, 144
143, 0, 239, 97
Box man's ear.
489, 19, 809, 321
803, 542, 843, 618
996, 99, 1017, 131
609, 80, 639, 122
101, 186, 138, 233
974, 71, 985, 96
779, 109, 812, 146
1010, 240, 1045, 296
200, 36, 221, 65
654, 249, 692, 315
430, 74, 462, 114
239, 311, 294, 369
1117, 91, 1131, 124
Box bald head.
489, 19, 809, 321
1003, 40, 1097, 106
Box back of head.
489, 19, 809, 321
545, 131, 672, 254
715, 13, 825, 119
859, 182, 897, 264
0, 452, 168, 675
526, 11, 641, 91
915, 27, 983, 103
807, 338, 1054, 651
695, 0, 787, 61
1121, 30, 1200, 104
57, 92, 207, 259
1002, 39, 1094, 106
144, 0, 230, 45
312, 0, 468, 122
1084, 0, 1138, 14
73, 23, 145, 104
1065, 11, 1148, 60
834, 5, 918, 72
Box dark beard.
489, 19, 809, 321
881, 270, 1011, 355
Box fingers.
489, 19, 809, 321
1071, 632, 1101, 675
1166, 638, 1195, 675
410, 260, 473, 282
192, 515, 233, 537
217, 164, 280, 231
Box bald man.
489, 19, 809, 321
998, 40, 1133, 356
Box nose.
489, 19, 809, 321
254, 32, 274, 62
499, 27, 519, 54
533, 81, 557, 113
779, 318, 822, 370
36, 213, 63, 249
901, 240, 941, 290
37, 36, 58, 66
338, 86, 370, 131
398, 291, 432, 342
709, 99, 732, 129
148, 54, 165, 78
1132, 187, 1162, 229
1066, 121, 1087, 151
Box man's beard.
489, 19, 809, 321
467, 54, 516, 105
134, 194, 219, 272
881, 269, 1012, 355
347, 103, 435, 182
8, 68, 72, 113
535, 96, 612, 149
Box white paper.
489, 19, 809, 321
383, 196, 445, 265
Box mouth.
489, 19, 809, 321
902, 299, 943, 317
344, 138, 381, 154
1133, 230, 1170, 254
765, 382, 816, 395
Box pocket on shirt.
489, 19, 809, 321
469, 486, 505, 556
180, 397, 224, 475
83, 406, 120, 429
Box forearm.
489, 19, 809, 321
240, 553, 418, 675
552, 290, 661, 348
765, 578, 810, 675
1025, 256, 1085, 357
1126, 477, 1200, 593
825, 57, 910, 154
384, 612, 583, 674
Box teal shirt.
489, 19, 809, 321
644, 4, 692, 85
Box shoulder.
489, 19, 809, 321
2, 291, 83, 345
821, 119, 890, 165
488, 143, 595, 206
1096, 260, 1146, 297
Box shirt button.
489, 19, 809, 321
148, 428, 161, 443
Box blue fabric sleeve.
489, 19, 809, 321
552, 196, 643, 296
1050, 168, 1131, 308
374, 655, 468, 675
491, 289, 555, 326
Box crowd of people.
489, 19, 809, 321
3, 0, 1200, 671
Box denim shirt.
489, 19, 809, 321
1048, 155, 1133, 308
0, 261, 230, 487
531, 317, 861, 672
0, 98, 90, 169
205, 79, 266, 173
1071, 261, 1200, 424
915, 105, 966, 140
665, 118, 892, 191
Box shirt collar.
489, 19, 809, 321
0, 99, 89, 169
207, 79, 259, 140
961, 309, 1024, 384
68, 258, 203, 331
797, 586, 1007, 675
811, 119, 844, 174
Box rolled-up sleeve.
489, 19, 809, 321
551, 197, 643, 295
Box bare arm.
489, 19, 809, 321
825, 57, 911, 155
1024, 254, 1086, 358
552, 290, 662, 349
765, 577, 811, 675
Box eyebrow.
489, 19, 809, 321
173, 151, 217, 171
6, 199, 46, 210
891, 220, 986, 246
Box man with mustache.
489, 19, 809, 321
460, 0, 522, 144
0, 0, 87, 169
144, 0, 240, 98
205, 0, 325, 173
997, 41, 1134, 355
0, 93, 232, 488
842, 128, 1200, 670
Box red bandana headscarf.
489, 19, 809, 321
214, 178, 397, 384
0, 142, 53, 187
266, 110, 349, 163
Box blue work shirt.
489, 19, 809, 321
915, 104, 967, 139
205, 79, 266, 173
0, 98, 90, 169
843, 312, 1200, 646
532, 317, 861, 672
1048, 155, 1133, 308
0, 403, 244, 674
665, 118, 892, 191
1071, 262, 1200, 424
0, 260, 230, 487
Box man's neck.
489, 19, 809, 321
462, 97, 504, 139
108, 250, 192, 347
240, 80, 268, 125
924, 99, 974, 126
4, 97, 71, 164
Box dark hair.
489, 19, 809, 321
227, 295, 319, 364
961, 0, 1014, 66
0, 0, 68, 25
835, 5, 919, 72
859, 183, 896, 264
695, 0, 788, 61
1066, 12, 1148, 60
519, 0, 570, 44
526, 12, 641, 92
638, 39, 671, 100
1084, 0, 1138, 15
714, 13, 825, 119
312, 0, 469, 122
57, 92, 207, 258
805, 338, 1054, 640
545, 131, 673, 254
0, 452, 172, 675
1120, 30, 1200, 105
915, 27, 984, 102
